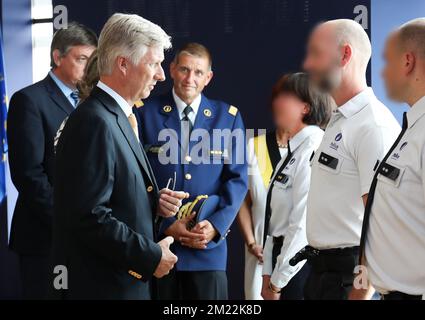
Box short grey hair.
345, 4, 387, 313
97, 13, 172, 76
325, 19, 372, 71
398, 18, 425, 58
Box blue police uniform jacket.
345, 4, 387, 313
138, 91, 248, 271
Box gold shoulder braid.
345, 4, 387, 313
177, 195, 209, 229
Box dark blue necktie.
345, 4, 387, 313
70, 91, 79, 107
182, 105, 193, 134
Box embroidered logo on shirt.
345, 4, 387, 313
330, 133, 342, 150
400, 141, 408, 151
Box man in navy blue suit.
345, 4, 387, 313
7, 22, 97, 299
139, 43, 248, 300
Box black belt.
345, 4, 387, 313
382, 291, 422, 300
308, 246, 359, 273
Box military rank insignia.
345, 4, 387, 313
163, 105, 172, 113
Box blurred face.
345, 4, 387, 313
272, 93, 309, 133
170, 53, 213, 104
53, 45, 96, 88
126, 45, 166, 100
303, 26, 343, 92
382, 33, 408, 102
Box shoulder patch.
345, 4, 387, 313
134, 100, 144, 108
228, 105, 238, 116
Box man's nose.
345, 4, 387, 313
156, 65, 166, 82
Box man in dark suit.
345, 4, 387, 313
7, 22, 97, 299
51, 13, 187, 300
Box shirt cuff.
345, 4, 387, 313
270, 261, 305, 289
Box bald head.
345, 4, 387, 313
303, 19, 371, 94
320, 19, 371, 70
382, 18, 425, 105
397, 18, 425, 59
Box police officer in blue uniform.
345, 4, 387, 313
138, 43, 248, 300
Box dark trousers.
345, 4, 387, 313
19, 254, 49, 300
157, 269, 228, 300
271, 239, 311, 300
303, 247, 358, 300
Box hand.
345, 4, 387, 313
154, 236, 178, 278
187, 220, 218, 248
157, 188, 189, 218
248, 243, 264, 264
261, 275, 281, 300
164, 214, 207, 249
348, 287, 374, 300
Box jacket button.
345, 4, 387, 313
185, 155, 192, 162
185, 173, 192, 180
147, 186, 153, 192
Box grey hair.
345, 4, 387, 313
398, 18, 425, 58
326, 19, 372, 71
97, 13, 172, 76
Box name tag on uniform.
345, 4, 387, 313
318, 152, 339, 169
275, 174, 289, 184
146, 145, 164, 154
378, 162, 400, 181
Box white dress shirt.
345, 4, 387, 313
97, 81, 133, 117
172, 88, 201, 124
263, 125, 324, 289
306, 88, 401, 249
365, 95, 425, 296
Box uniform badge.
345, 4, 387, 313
163, 105, 172, 113
204, 108, 212, 117
134, 100, 144, 108
228, 105, 238, 116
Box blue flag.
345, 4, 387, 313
0, 32, 8, 203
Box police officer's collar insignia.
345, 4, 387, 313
163, 105, 172, 113
204, 108, 212, 117
228, 105, 238, 116
275, 174, 289, 184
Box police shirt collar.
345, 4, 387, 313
172, 87, 201, 119
407, 95, 425, 128
337, 87, 375, 118
288, 125, 322, 152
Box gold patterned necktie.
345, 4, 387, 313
128, 113, 139, 141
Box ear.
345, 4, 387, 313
303, 103, 310, 116
52, 49, 62, 67
116, 56, 128, 76
404, 52, 416, 76
204, 70, 214, 87
340, 44, 353, 67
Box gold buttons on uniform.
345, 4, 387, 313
147, 186, 153, 192
185, 173, 192, 180
185, 155, 192, 162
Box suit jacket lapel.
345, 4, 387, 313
190, 95, 215, 148
161, 92, 182, 147
93, 87, 155, 187
44, 74, 75, 115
